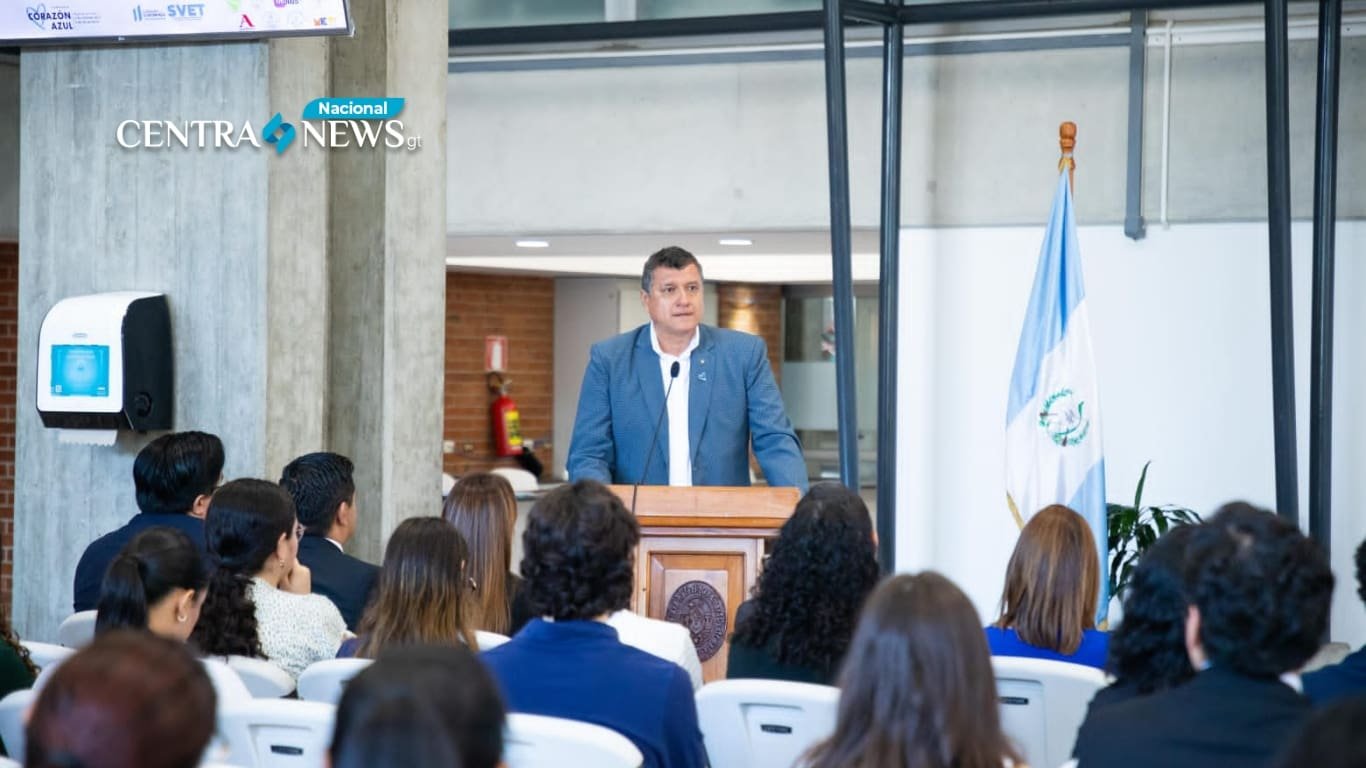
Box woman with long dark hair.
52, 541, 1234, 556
190, 479, 346, 680
344, 517, 478, 658
96, 527, 209, 641
803, 573, 1022, 768
727, 482, 880, 684
442, 473, 533, 635
989, 503, 1107, 669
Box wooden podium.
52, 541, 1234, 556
608, 484, 799, 683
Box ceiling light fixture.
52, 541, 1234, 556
515, 239, 550, 248
718, 238, 753, 247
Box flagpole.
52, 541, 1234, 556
1059, 121, 1077, 192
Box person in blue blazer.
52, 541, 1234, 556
568, 246, 807, 491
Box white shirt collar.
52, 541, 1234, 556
325, 537, 344, 552
648, 323, 699, 361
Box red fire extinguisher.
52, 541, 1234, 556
491, 378, 523, 458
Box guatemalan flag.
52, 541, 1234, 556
1005, 169, 1108, 621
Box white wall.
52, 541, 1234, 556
897, 221, 1366, 645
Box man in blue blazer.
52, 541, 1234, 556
568, 246, 807, 491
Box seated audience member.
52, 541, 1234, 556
330, 644, 504, 768
1272, 695, 1366, 768
803, 572, 1021, 768
728, 482, 880, 685
1301, 537, 1366, 704
279, 452, 378, 630
190, 479, 347, 681
988, 503, 1108, 669
443, 472, 534, 636
0, 605, 35, 723
481, 480, 706, 768
26, 631, 215, 768
96, 527, 209, 642
1074, 502, 1334, 768
73, 431, 223, 611
606, 607, 704, 691
340, 517, 478, 658
1084, 523, 1200, 717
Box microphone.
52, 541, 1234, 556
632, 361, 681, 516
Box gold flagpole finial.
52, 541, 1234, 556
1059, 121, 1077, 192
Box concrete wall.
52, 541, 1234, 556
17, 44, 274, 638
448, 37, 1365, 233
897, 220, 1366, 645
0, 61, 22, 241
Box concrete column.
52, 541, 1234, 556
15, 0, 447, 636
328, 0, 447, 563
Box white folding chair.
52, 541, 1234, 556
992, 656, 1107, 768
504, 713, 642, 768
218, 699, 335, 768
490, 467, 538, 494
21, 641, 72, 672
56, 610, 97, 648
0, 689, 33, 759
296, 658, 371, 705
475, 630, 511, 650
695, 679, 839, 768
222, 656, 295, 698
0, 756, 21, 767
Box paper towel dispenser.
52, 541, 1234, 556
36, 292, 173, 432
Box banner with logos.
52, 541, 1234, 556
4, 0, 351, 45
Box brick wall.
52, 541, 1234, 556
717, 283, 783, 384
0, 243, 16, 611
443, 272, 554, 478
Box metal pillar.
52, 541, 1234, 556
876, 6, 904, 572
1309, 0, 1342, 549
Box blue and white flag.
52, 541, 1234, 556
1005, 170, 1108, 620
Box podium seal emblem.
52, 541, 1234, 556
664, 580, 728, 661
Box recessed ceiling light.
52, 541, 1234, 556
515, 239, 550, 248
718, 238, 753, 247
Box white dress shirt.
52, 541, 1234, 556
649, 324, 699, 487
606, 610, 705, 690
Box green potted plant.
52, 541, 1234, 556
1107, 461, 1201, 598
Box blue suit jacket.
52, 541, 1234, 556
296, 536, 379, 632
568, 324, 807, 490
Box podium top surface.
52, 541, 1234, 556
607, 484, 800, 530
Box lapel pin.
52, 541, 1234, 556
697, 372, 707, 382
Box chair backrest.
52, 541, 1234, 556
695, 679, 840, 768
504, 713, 643, 768
223, 656, 295, 698
56, 610, 98, 648
21, 641, 73, 672
992, 656, 1107, 768
297, 658, 372, 705
475, 630, 511, 650
490, 467, 538, 494
218, 699, 335, 768
0, 688, 33, 759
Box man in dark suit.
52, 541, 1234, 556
278, 452, 378, 630
1074, 503, 1334, 768
72, 431, 224, 612
1302, 539, 1366, 704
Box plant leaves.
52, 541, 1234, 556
1134, 461, 1151, 509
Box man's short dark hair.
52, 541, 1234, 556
641, 246, 703, 293
279, 452, 356, 536
1186, 502, 1333, 677
1354, 537, 1366, 606
132, 431, 224, 516
520, 480, 639, 620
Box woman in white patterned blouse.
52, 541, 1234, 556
190, 479, 348, 681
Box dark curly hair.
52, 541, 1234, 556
1185, 501, 1333, 678
1105, 523, 1198, 692
1355, 537, 1366, 606
731, 483, 880, 673
190, 479, 296, 659
520, 480, 638, 621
